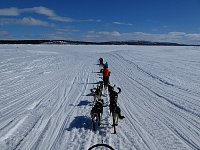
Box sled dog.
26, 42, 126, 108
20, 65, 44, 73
90, 99, 104, 131
90, 82, 103, 103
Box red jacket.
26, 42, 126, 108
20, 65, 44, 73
102, 68, 109, 77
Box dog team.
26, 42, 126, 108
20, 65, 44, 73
90, 57, 125, 133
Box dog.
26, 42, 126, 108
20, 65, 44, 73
99, 57, 104, 66
90, 99, 104, 131
109, 86, 124, 123
108, 84, 121, 102
109, 100, 125, 134
90, 82, 103, 103
99, 81, 104, 93
109, 101, 125, 124
108, 84, 115, 94
108, 85, 124, 133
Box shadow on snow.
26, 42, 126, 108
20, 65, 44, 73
66, 116, 92, 131
77, 100, 92, 106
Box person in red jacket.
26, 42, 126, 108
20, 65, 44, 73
102, 62, 110, 88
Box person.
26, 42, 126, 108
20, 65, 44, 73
102, 62, 110, 87
99, 57, 103, 65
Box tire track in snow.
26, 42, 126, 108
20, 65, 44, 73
0, 78, 63, 150
0, 51, 78, 149
57, 61, 101, 149
20, 56, 91, 150
106, 52, 199, 150
109, 53, 200, 118
24, 71, 81, 150
1, 46, 200, 150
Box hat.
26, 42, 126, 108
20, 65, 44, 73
104, 62, 108, 68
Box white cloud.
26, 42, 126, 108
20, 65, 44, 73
0, 17, 54, 27
0, 7, 98, 23
113, 21, 133, 26
0, 7, 20, 16
21, 17, 53, 26
85, 31, 121, 40
88, 31, 120, 36
168, 32, 186, 36
56, 26, 79, 32
84, 31, 200, 44
21, 6, 55, 17
98, 31, 120, 36
77, 19, 102, 22
23, 32, 74, 40
0, 7, 75, 22
4, 28, 199, 44
186, 33, 200, 38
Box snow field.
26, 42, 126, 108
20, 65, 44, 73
0, 45, 200, 150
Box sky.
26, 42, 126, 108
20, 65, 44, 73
0, 0, 200, 44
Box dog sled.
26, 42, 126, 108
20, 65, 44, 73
88, 143, 115, 150
89, 59, 125, 135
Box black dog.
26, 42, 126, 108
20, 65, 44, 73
109, 99, 124, 134
108, 84, 121, 102
90, 99, 104, 131
108, 85, 124, 133
99, 57, 104, 66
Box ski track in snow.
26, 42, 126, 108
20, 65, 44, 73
0, 45, 200, 150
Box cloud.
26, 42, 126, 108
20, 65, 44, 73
88, 31, 120, 36
168, 32, 186, 36
0, 7, 98, 23
56, 26, 79, 32
0, 17, 54, 27
84, 30, 200, 44
113, 21, 133, 26
0, 7, 75, 22
85, 31, 121, 39
23, 32, 75, 40
4, 28, 199, 44
0, 7, 20, 16
21, 6, 55, 17
21, 17, 54, 26
77, 19, 102, 23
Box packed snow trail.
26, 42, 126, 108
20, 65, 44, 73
0, 45, 200, 150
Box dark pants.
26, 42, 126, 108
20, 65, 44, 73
103, 76, 109, 87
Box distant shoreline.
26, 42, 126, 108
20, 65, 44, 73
0, 40, 199, 46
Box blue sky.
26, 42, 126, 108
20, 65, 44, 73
0, 0, 200, 44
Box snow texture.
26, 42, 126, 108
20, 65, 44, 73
0, 45, 200, 150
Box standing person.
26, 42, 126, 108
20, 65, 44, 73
102, 62, 110, 88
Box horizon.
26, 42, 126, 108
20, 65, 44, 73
0, 0, 200, 45
0, 39, 188, 45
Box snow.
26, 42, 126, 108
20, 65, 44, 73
0, 44, 200, 150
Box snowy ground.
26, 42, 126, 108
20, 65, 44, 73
0, 45, 200, 150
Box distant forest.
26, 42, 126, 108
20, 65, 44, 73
0, 40, 198, 46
